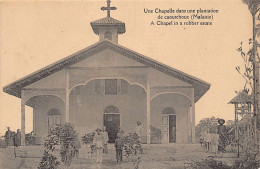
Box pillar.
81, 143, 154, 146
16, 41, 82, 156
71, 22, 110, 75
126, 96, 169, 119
187, 107, 192, 143
191, 88, 195, 143
21, 90, 26, 146
33, 108, 36, 135
146, 70, 151, 145
65, 69, 70, 123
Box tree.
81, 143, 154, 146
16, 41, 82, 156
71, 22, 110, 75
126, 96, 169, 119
195, 116, 219, 141
241, 0, 260, 128
241, 0, 260, 158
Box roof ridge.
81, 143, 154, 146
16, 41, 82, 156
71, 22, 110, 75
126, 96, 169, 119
90, 17, 125, 24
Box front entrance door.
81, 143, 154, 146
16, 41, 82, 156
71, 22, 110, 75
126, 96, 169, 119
162, 115, 169, 143
169, 115, 176, 143
162, 115, 176, 143
104, 114, 120, 143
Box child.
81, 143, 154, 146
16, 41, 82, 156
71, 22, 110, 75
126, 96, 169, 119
204, 129, 212, 153
93, 128, 104, 163
74, 138, 81, 158
86, 142, 92, 159
115, 134, 123, 162
83, 132, 95, 159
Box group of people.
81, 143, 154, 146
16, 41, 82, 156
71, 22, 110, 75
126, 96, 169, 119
86, 121, 143, 164
90, 126, 109, 163
200, 129, 219, 155
85, 126, 124, 164
199, 119, 228, 156
4, 127, 21, 147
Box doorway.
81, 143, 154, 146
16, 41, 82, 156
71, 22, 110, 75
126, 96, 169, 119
104, 114, 120, 143
161, 107, 176, 143
169, 115, 176, 143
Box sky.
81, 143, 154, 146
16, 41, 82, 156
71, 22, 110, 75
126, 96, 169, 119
0, 0, 254, 135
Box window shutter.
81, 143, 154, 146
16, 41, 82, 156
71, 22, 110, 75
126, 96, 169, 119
117, 79, 121, 94
101, 79, 105, 95
95, 80, 101, 94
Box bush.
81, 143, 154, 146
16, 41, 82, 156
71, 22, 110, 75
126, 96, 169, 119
38, 150, 60, 169
81, 132, 96, 153
25, 132, 35, 145
189, 158, 231, 169
0, 138, 6, 148
81, 132, 95, 144
39, 123, 80, 168
122, 133, 142, 158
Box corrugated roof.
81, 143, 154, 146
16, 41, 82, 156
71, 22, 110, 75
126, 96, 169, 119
229, 91, 253, 104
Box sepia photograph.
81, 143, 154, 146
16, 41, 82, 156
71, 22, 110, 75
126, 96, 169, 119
0, 0, 259, 168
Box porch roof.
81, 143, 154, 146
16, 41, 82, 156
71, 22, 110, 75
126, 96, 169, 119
3, 40, 210, 102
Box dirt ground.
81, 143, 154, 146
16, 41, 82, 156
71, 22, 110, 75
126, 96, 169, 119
0, 144, 236, 169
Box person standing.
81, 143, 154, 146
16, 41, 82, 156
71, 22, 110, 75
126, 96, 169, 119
74, 138, 81, 158
15, 129, 21, 147
93, 128, 104, 164
205, 129, 212, 153
211, 129, 219, 156
114, 134, 123, 162
4, 127, 12, 147
217, 119, 227, 152
135, 121, 142, 142
102, 126, 109, 154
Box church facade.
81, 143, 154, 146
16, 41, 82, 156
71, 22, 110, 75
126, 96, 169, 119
3, 1, 210, 145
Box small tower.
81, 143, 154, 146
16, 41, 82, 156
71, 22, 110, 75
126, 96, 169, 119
229, 91, 254, 150
90, 0, 126, 44
229, 91, 253, 122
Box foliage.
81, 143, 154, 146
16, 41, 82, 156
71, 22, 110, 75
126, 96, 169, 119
235, 123, 259, 162
195, 116, 219, 140
0, 138, 6, 148
39, 123, 80, 168
235, 39, 259, 161
81, 132, 95, 144
242, 0, 260, 15
188, 158, 231, 169
38, 150, 60, 169
122, 133, 142, 158
189, 157, 260, 169
81, 132, 96, 153
233, 156, 260, 169
133, 157, 141, 169
236, 40, 255, 94
226, 120, 235, 129
25, 132, 35, 145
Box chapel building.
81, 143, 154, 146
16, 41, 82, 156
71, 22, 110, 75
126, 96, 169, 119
3, 0, 210, 145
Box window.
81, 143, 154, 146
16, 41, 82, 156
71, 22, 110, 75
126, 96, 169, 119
105, 79, 117, 95
95, 79, 126, 95
104, 31, 112, 40
47, 108, 61, 132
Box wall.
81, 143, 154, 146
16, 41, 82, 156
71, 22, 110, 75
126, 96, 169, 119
29, 95, 65, 144
150, 93, 191, 144
69, 79, 147, 142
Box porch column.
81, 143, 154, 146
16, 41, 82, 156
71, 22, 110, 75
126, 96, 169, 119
146, 71, 151, 145
33, 108, 36, 135
187, 107, 192, 143
21, 90, 25, 146
191, 88, 195, 143
65, 69, 70, 123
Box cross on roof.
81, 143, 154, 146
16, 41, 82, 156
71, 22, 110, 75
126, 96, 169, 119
101, 0, 117, 17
